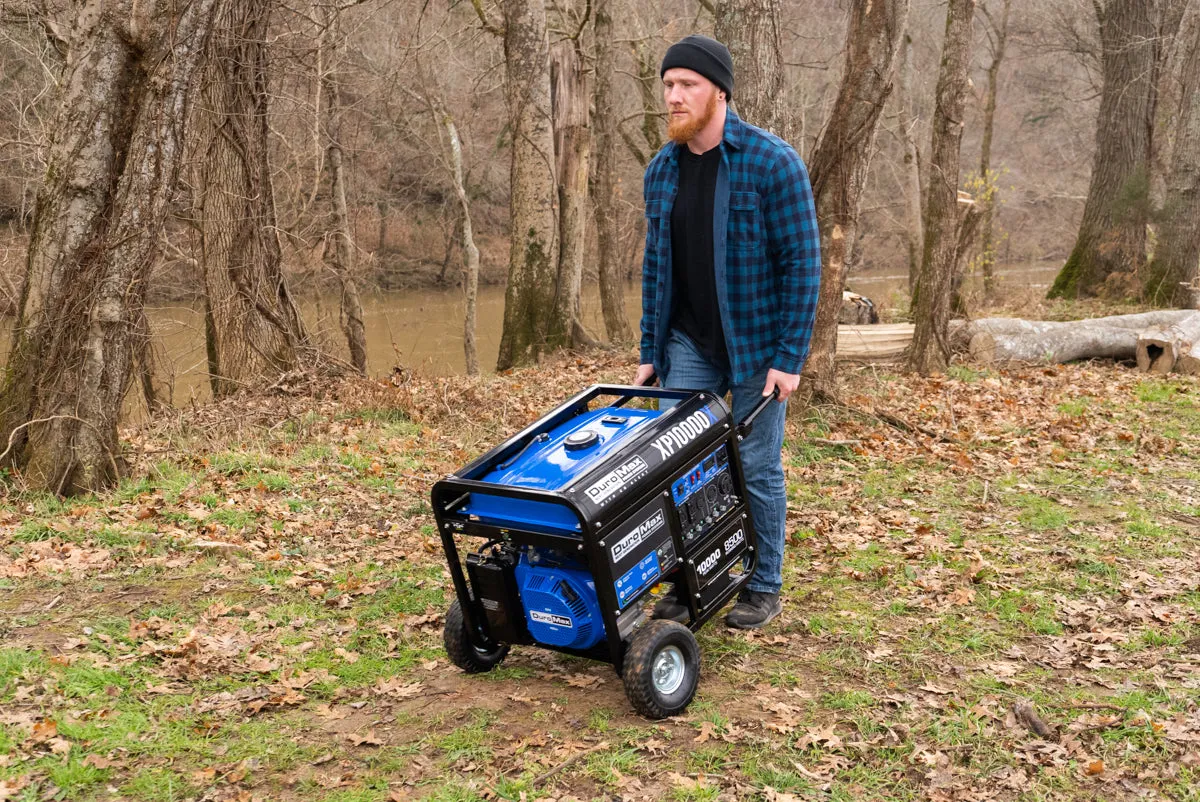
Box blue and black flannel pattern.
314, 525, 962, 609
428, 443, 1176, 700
640, 111, 821, 384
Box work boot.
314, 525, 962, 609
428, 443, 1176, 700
725, 589, 782, 629
651, 593, 689, 624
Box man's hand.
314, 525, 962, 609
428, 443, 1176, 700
763, 368, 800, 401
634, 364, 656, 386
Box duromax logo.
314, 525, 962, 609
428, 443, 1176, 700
585, 456, 649, 504
530, 610, 573, 628
610, 509, 665, 564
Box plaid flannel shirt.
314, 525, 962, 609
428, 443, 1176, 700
640, 111, 821, 384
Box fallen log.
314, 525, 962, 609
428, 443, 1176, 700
968, 327, 1139, 365
841, 310, 1200, 367
950, 309, 1200, 353
1177, 342, 1200, 375
1135, 312, 1200, 374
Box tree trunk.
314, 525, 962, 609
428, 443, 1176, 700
496, 0, 561, 370
978, 0, 1012, 299
801, 0, 908, 400
908, 0, 975, 375
0, 0, 221, 494
318, 4, 367, 375
592, 0, 633, 343
1048, 0, 1158, 299
1145, 19, 1200, 306
196, 0, 308, 398
134, 310, 169, 415
441, 111, 481, 376
949, 195, 984, 315
377, 199, 390, 251
550, 39, 595, 349
629, 15, 663, 162
895, 29, 924, 294
714, 0, 791, 139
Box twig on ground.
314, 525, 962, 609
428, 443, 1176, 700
530, 741, 609, 786
876, 410, 956, 444
836, 405, 928, 452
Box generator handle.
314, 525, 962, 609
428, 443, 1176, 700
737, 387, 780, 440
643, 372, 778, 437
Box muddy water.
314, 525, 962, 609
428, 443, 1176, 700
2, 261, 1062, 415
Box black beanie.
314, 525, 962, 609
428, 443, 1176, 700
660, 34, 734, 100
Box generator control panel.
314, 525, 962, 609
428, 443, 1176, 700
670, 444, 737, 541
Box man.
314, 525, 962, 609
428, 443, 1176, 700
635, 34, 820, 629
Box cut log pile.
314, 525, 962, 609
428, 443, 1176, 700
837, 323, 914, 361
835, 309, 1200, 373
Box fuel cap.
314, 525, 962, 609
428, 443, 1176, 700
564, 430, 600, 451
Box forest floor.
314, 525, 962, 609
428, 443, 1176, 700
1, 345, 1199, 802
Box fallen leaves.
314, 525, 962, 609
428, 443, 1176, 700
347, 730, 383, 747
919, 683, 954, 696
1, 354, 1199, 802
564, 673, 603, 688
0, 540, 113, 578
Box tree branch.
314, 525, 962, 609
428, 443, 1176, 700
470, 0, 504, 37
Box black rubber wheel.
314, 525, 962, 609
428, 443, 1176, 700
622, 619, 701, 719
443, 599, 509, 673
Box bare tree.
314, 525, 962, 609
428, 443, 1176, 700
482, 0, 564, 370
977, 0, 1012, 298
1146, 15, 1200, 306
1047, 0, 1178, 298
908, 0, 975, 375
591, 0, 633, 342
626, 11, 663, 166
715, 0, 790, 138
0, 0, 221, 494
801, 0, 909, 401
549, 32, 596, 348
318, 1, 368, 374
894, 27, 923, 293
442, 108, 484, 375
195, 0, 310, 397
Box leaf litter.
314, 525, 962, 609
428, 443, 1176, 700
0, 350, 1198, 799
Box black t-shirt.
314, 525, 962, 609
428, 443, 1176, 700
670, 146, 728, 368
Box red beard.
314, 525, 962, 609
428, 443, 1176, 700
667, 88, 718, 145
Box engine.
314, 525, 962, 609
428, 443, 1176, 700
514, 550, 604, 650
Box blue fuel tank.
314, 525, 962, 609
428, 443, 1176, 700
462, 406, 663, 533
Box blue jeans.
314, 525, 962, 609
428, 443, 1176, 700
662, 329, 788, 594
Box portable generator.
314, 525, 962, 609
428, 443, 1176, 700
433, 383, 774, 718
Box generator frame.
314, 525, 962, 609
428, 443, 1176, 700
432, 383, 773, 676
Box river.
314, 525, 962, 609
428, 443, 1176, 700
3, 261, 1062, 415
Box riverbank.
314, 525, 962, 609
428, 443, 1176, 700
1, 350, 1198, 801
